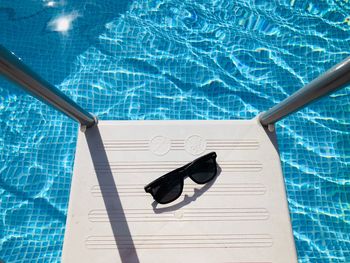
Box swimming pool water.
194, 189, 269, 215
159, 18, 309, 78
0, 0, 349, 262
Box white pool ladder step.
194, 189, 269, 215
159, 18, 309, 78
62, 119, 298, 263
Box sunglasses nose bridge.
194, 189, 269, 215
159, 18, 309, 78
179, 167, 190, 179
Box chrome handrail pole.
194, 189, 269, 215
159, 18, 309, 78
260, 56, 350, 126
0, 45, 97, 128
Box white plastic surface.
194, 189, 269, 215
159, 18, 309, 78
62, 119, 298, 263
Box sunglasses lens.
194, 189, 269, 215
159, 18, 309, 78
189, 157, 217, 184
152, 180, 183, 204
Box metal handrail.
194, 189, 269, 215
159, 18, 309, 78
0, 45, 97, 128
1, 44, 349, 128
260, 56, 350, 126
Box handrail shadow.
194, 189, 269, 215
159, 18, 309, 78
85, 126, 140, 263
152, 166, 221, 213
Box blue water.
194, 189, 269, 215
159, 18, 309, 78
0, 0, 349, 262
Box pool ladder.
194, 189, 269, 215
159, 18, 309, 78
0, 44, 349, 126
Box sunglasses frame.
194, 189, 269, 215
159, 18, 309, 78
144, 152, 217, 204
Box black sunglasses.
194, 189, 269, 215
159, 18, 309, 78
144, 152, 218, 204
